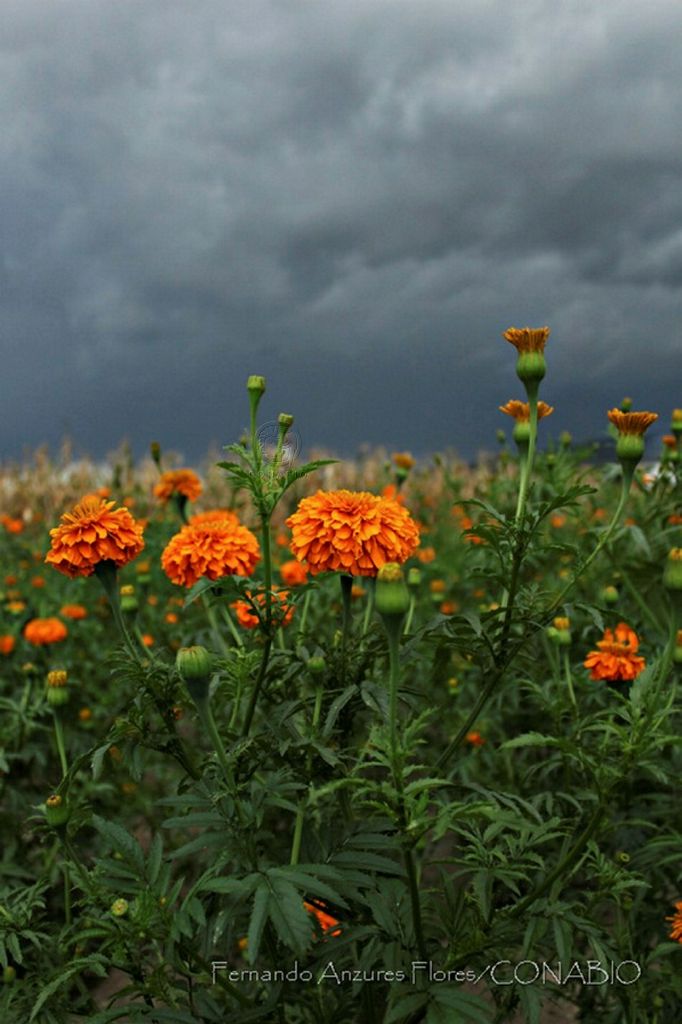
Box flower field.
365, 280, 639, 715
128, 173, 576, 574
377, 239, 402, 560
1, 333, 682, 1023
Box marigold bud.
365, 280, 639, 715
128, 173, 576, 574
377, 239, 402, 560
375, 563, 410, 619
247, 375, 266, 396
406, 567, 421, 588
45, 793, 69, 828
110, 898, 129, 917
601, 584, 619, 605
278, 413, 294, 432
176, 645, 212, 702
307, 653, 326, 676
2, 966, 16, 984
516, 351, 546, 384
46, 669, 69, 707
150, 441, 162, 466
663, 548, 682, 592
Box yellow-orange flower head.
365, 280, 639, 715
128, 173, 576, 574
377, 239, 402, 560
668, 901, 682, 944
502, 327, 550, 355
499, 400, 554, 422
285, 489, 420, 577
232, 588, 294, 629
583, 622, 646, 682
45, 498, 145, 579
161, 518, 260, 588
607, 410, 659, 436
24, 617, 68, 645
154, 469, 203, 504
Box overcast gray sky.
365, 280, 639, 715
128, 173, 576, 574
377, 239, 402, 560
3, 0, 681, 463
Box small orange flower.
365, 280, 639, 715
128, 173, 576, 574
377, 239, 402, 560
663, 435, 678, 449
304, 901, 341, 937
583, 623, 646, 682
79, 707, 93, 722
60, 604, 88, 620
31, 575, 46, 588
1, 516, 24, 534
162, 518, 260, 588
502, 326, 550, 354
381, 483, 406, 505
607, 409, 658, 435
24, 618, 68, 645
232, 588, 294, 629
667, 901, 682, 943
417, 546, 436, 564
499, 400, 554, 421
550, 514, 566, 528
668, 514, 682, 526
466, 731, 486, 747
4, 575, 17, 586
429, 579, 446, 594
275, 532, 290, 548
165, 612, 179, 624
6, 600, 26, 614
46, 497, 145, 578
286, 490, 420, 577
141, 634, 155, 647
279, 560, 309, 586
0, 635, 16, 655
440, 601, 458, 615
351, 584, 366, 599
392, 452, 415, 470
154, 469, 202, 504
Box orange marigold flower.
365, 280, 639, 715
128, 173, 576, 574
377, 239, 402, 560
275, 532, 290, 548
232, 588, 294, 629
165, 612, 179, 624
285, 490, 420, 577
381, 483, 406, 505
440, 600, 458, 615
0, 635, 16, 655
662, 434, 678, 449
351, 584, 366, 599
392, 451, 415, 470
583, 622, 646, 682
4, 575, 17, 586
551, 514, 566, 528
188, 508, 239, 527
24, 618, 68, 645
279, 559, 309, 586
6, 600, 26, 614
466, 731, 486, 747
304, 901, 341, 937
429, 579, 446, 594
45, 498, 145, 578
161, 519, 260, 588
416, 546, 436, 564
502, 326, 550, 354
60, 604, 88, 620
31, 576, 46, 588
667, 901, 682, 943
1, 516, 24, 534
668, 514, 682, 526
499, 400, 555, 421
154, 469, 203, 504
141, 634, 155, 647
607, 409, 658, 436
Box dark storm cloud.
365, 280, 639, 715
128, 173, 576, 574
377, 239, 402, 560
2, 0, 681, 463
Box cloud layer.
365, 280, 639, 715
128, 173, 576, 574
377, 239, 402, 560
3, 0, 681, 461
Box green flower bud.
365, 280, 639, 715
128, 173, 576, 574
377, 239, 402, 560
516, 351, 546, 385
150, 441, 162, 467
247, 375, 266, 396
110, 898, 129, 918
406, 567, 421, 588
46, 669, 69, 707
307, 653, 326, 676
663, 549, 682, 592
616, 433, 645, 466
512, 420, 531, 445
601, 585, 619, 605
45, 794, 70, 828
2, 966, 16, 984
176, 645, 213, 703
278, 413, 294, 432
375, 563, 410, 619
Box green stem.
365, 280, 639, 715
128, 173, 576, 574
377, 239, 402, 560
241, 515, 274, 736
340, 573, 353, 681
563, 648, 577, 715
241, 638, 272, 738
95, 561, 142, 664
202, 595, 231, 657
296, 589, 312, 641
63, 863, 72, 926
53, 712, 68, 778
361, 578, 375, 635
403, 594, 416, 636
384, 617, 427, 961
222, 606, 244, 647
514, 385, 539, 528
290, 685, 323, 866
